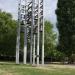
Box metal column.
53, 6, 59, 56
16, 0, 21, 64
33, 35, 36, 65
41, 0, 44, 65
30, 0, 35, 64
37, 0, 40, 66
23, 0, 27, 64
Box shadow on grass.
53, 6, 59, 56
0, 61, 31, 67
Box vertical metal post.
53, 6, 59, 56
16, 0, 21, 64
42, 0, 44, 65
37, 0, 40, 66
24, 25, 27, 64
30, 0, 35, 64
33, 35, 36, 65
23, 0, 27, 64
33, 0, 36, 65
16, 22, 20, 64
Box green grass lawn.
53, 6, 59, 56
0, 62, 75, 75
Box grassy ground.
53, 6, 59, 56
0, 62, 75, 75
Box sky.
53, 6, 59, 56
0, 0, 58, 31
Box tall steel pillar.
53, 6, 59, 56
37, 0, 40, 66
23, 0, 27, 64
33, 34, 36, 65
30, 0, 35, 64
16, 0, 21, 64
41, 0, 44, 65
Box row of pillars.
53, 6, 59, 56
16, 0, 44, 66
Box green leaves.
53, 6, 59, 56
56, 0, 75, 57
0, 11, 17, 56
44, 21, 57, 57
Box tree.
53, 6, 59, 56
44, 21, 57, 57
56, 0, 75, 58
0, 11, 17, 56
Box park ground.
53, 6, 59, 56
0, 62, 75, 75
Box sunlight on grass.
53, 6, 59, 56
0, 62, 75, 75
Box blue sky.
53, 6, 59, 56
0, 0, 58, 31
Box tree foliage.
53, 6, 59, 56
44, 21, 57, 57
0, 11, 17, 56
56, 0, 75, 57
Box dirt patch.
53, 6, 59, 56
44, 64, 75, 69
